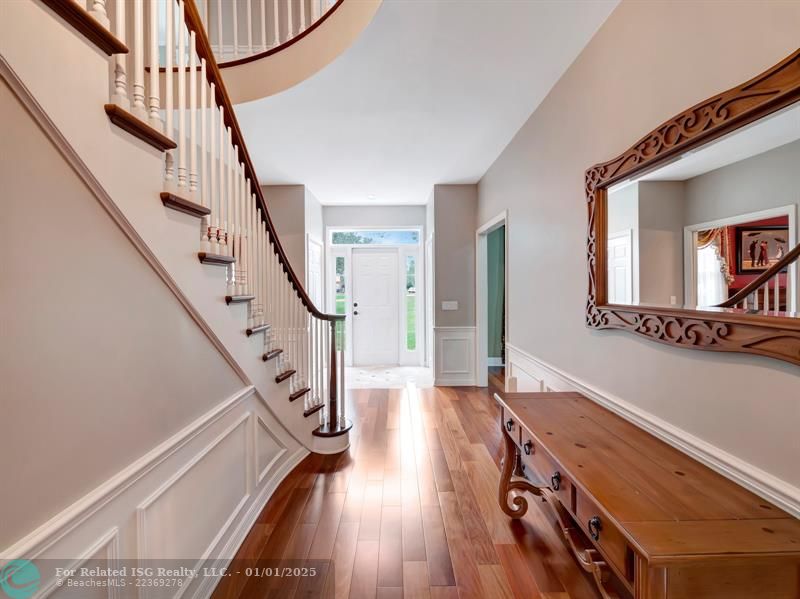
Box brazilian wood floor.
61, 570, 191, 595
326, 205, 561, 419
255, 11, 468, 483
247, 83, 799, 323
212, 381, 601, 599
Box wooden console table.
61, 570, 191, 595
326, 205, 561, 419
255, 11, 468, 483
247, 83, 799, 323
495, 391, 800, 599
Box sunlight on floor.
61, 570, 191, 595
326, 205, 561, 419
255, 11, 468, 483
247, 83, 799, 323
345, 366, 433, 389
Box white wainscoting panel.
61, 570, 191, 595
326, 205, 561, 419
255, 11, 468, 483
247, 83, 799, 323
434, 327, 476, 386
505, 343, 800, 518
1, 386, 308, 599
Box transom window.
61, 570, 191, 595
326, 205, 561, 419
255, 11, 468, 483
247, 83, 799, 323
331, 230, 419, 245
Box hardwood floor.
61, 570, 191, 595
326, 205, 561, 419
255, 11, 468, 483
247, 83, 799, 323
212, 385, 601, 599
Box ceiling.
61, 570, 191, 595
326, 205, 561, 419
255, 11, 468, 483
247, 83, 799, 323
634, 103, 800, 183
235, 0, 618, 205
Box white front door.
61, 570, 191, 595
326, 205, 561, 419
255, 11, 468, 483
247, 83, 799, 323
607, 232, 632, 304
352, 248, 399, 365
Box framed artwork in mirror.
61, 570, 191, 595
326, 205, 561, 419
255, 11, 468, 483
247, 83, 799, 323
585, 49, 800, 366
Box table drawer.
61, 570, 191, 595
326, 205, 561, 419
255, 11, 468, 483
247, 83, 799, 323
502, 408, 522, 446
575, 488, 629, 577
520, 432, 574, 509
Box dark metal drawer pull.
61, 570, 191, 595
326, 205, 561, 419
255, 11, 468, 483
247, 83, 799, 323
551, 471, 561, 491
505, 419, 514, 432
588, 516, 602, 541
523, 440, 533, 455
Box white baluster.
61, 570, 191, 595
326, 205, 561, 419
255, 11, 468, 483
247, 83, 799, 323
147, 0, 162, 130
177, 2, 187, 189
311, 0, 319, 24
232, 0, 239, 58
775, 276, 780, 312
272, 0, 280, 46
164, 0, 174, 186
200, 61, 208, 250
189, 31, 198, 196
218, 106, 226, 252
216, 0, 223, 59
299, 0, 305, 32
260, 0, 267, 51
764, 281, 770, 314
247, 0, 253, 54
226, 128, 234, 256
132, 0, 148, 120
208, 84, 218, 252
110, 0, 130, 110
89, 0, 110, 29
286, 0, 294, 39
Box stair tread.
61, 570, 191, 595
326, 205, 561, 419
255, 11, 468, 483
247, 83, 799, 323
226, 294, 255, 305
262, 349, 283, 362
275, 369, 296, 383
246, 323, 270, 336
41, 0, 129, 55
289, 387, 311, 402
161, 192, 210, 218
105, 104, 176, 151
198, 252, 235, 266
312, 419, 354, 438
303, 403, 324, 418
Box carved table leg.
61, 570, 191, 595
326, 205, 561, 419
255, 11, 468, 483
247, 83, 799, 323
498, 424, 544, 518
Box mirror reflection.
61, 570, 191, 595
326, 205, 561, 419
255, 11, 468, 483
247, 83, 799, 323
606, 104, 800, 317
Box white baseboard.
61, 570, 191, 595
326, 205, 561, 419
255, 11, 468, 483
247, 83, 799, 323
487, 357, 504, 367
1, 387, 309, 597
434, 326, 476, 386
506, 343, 800, 518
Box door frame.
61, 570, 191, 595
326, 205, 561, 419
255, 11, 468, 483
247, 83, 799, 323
475, 210, 508, 388
326, 225, 424, 367
682, 204, 797, 311
305, 234, 324, 307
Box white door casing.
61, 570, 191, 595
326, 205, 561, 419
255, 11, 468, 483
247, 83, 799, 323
607, 230, 633, 304
352, 248, 399, 365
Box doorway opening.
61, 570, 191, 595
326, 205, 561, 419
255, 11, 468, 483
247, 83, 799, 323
476, 211, 508, 388
327, 227, 425, 369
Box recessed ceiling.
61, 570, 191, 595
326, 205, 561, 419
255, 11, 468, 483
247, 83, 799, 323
235, 0, 618, 205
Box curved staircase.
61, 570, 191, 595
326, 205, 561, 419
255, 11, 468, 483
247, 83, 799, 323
21, 0, 352, 449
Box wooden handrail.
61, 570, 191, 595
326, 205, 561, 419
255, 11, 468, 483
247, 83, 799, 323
218, 0, 345, 69
717, 242, 800, 308
183, 0, 343, 322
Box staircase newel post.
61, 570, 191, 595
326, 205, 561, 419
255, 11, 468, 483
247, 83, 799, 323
328, 319, 338, 427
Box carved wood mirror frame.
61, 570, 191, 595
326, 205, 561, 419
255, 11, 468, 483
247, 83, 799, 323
585, 49, 800, 367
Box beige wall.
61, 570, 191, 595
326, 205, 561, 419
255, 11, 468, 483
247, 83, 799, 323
434, 184, 477, 327
0, 80, 244, 548
638, 181, 685, 306
477, 0, 800, 494
264, 184, 307, 282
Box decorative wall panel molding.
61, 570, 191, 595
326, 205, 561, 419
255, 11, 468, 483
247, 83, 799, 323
434, 326, 476, 386
506, 343, 800, 517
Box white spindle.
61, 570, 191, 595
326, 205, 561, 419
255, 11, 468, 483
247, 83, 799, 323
299, 0, 306, 32
260, 0, 267, 51
164, 0, 174, 186
764, 282, 770, 314
132, 0, 147, 120
189, 31, 198, 194
177, 2, 187, 189
216, 0, 223, 59
775, 276, 780, 312
110, 0, 130, 109
147, 0, 162, 130
247, 0, 253, 54
226, 128, 234, 256
208, 84, 218, 252
232, 0, 239, 58
286, 0, 294, 38
272, 0, 280, 46
218, 106, 226, 252
89, 0, 110, 29
200, 60, 208, 219
311, 0, 319, 23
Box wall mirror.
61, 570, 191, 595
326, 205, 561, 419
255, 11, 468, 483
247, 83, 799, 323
586, 50, 800, 366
